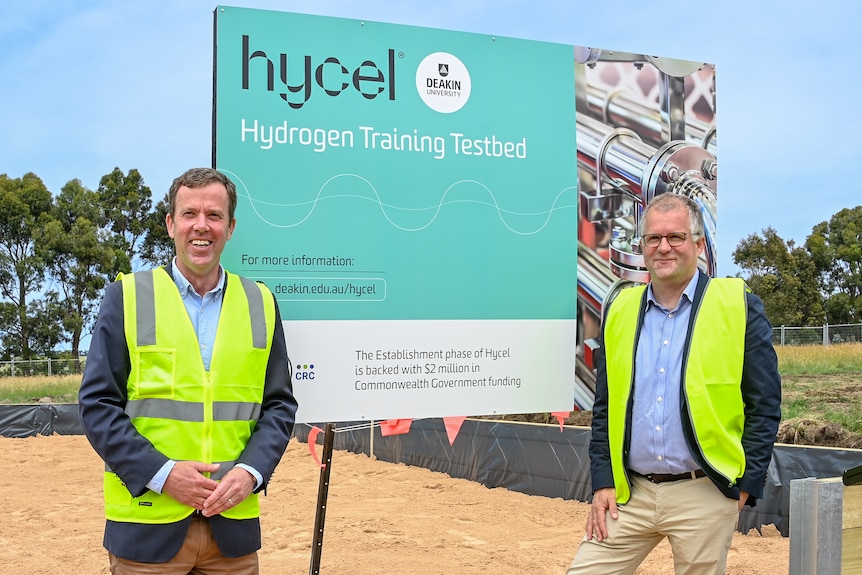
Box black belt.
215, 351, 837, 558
631, 469, 706, 484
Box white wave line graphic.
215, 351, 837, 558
220, 170, 577, 235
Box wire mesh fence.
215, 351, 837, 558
772, 323, 862, 346
0, 358, 85, 378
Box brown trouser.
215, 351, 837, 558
109, 515, 259, 575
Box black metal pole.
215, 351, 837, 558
309, 423, 335, 575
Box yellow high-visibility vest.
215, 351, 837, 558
103, 267, 275, 523
604, 278, 748, 503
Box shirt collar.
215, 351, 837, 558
169, 257, 226, 297
646, 271, 699, 312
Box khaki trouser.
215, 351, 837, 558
109, 515, 259, 575
567, 474, 739, 575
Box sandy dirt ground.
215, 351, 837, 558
1, 434, 788, 574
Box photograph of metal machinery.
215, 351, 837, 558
574, 47, 717, 409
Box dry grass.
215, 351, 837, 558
0, 374, 81, 404
775, 342, 862, 375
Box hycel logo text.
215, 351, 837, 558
241, 35, 396, 109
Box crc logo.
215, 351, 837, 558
294, 363, 316, 381
416, 52, 471, 113
241, 35, 396, 109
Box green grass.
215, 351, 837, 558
779, 396, 810, 421
774, 344, 862, 442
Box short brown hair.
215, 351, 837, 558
168, 168, 238, 221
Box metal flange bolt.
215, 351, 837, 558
701, 159, 718, 180
660, 162, 680, 183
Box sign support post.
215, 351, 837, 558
308, 423, 335, 575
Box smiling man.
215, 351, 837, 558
167, 175, 236, 294
566, 193, 781, 575
79, 168, 298, 574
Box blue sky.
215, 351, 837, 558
2, 0, 859, 276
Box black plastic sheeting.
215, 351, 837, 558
0, 404, 82, 437
294, 418, 862, 537
761, 444, 862, 535
2, 406, 860, 538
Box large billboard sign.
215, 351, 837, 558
214, 7, 580, 423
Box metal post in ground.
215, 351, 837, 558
309, 423, 335, 575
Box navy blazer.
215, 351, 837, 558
79, 268, 298, 561
588, 271, 782, 504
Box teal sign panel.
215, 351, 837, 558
215, 7, 578, 422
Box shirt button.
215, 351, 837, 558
655, 425, 661, 431
657, 455, 663, 461
668, 313, 674, 318
663, 339, 669, 345
657, 396, 663, 402
659, 367, 665, 374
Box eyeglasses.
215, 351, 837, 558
641, 232, 693, 248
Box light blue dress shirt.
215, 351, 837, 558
627, 272, 701, 476
146, 260, 262, 493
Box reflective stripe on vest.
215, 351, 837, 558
123, 398, 262, 422
133, 271, 268, 350
604, 277, 748, 504
104, 268, 275, 523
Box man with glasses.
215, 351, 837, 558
567, 193, 781, 574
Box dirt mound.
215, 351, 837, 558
777, 418, 862, 449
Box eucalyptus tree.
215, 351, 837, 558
0, 172, 55, 359
40, 179, 118, 358
96, 167, 153, 273
139, 194, 175, 268
806, 206, 862, 324
733, 226, 824, 327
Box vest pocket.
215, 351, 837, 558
132, 348, 177, 399
104, 473, 133, 507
